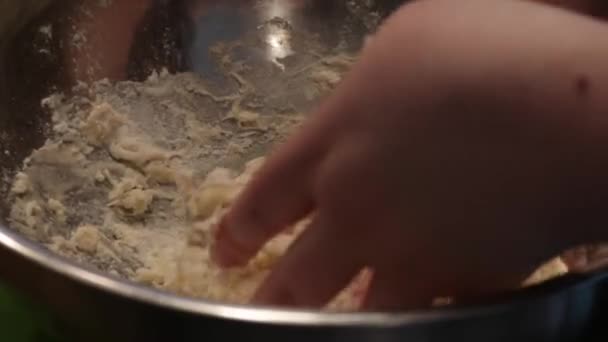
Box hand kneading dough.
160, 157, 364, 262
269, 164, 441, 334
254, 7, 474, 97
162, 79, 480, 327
6, 56, 579, 312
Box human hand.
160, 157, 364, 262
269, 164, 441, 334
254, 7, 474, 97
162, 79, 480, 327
213, 0, 608, 310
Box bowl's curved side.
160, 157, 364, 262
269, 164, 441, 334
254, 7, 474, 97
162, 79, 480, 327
0, 222, 607, 342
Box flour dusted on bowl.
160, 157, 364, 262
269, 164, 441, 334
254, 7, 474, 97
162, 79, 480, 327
7, 58, 369, 310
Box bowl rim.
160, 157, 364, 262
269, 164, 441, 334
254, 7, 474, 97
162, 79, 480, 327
0, 223, 601, 327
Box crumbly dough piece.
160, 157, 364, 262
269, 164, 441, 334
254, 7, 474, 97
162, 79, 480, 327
145, 161, 177, 185
72, 225, 102, 254
80, 102, 126, 146
47, 198, 67, 224
10, 172, 31, 195
24, 200, 43, 229
109, 135, 176, 167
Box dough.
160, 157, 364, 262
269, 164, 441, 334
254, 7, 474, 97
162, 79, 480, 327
72, 225, 102, 254
80, 102, 126, 146
7, 59, 365, 310
10, 172, 31, 195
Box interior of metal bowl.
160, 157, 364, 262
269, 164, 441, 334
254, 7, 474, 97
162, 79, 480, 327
0, 0, 406, 218
0, 0, 403, 311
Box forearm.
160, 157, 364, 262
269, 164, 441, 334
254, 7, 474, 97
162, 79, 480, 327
383, 0, 608, 248
467, 1, 608, 245
466, 2, 608, 246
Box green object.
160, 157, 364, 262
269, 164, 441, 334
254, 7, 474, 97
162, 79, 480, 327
0, 283, 64, 342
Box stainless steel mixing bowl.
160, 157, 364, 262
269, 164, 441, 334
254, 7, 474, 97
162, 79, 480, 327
1, 1, 607, 341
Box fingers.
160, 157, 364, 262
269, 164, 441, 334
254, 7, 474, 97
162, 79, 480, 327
212, 26, 381, 267
252, 216, 363, 308
212, 119, 331, 267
